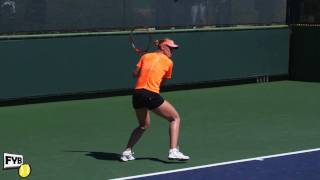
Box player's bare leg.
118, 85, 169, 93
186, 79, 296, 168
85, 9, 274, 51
153, 101, 190, 160
121, 108, 150, 161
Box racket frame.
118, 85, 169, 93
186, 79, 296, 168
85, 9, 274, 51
129, 29, 153, 57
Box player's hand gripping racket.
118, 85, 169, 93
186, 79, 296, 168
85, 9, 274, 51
129, 29, 153, 57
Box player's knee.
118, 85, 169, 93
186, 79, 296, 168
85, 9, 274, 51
139, 124, 150, 131
174, 116, 180, 123
169, 114, 180, 123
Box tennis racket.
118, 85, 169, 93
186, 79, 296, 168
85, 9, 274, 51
129, 29, 153, 57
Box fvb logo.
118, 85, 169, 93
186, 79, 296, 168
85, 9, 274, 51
3, 153, 31, 178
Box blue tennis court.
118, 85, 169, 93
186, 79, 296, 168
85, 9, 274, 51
116, 148, 320, 180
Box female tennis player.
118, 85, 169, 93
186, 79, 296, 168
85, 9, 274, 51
120, 38, 190, 161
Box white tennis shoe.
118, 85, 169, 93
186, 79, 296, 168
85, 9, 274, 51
120, 150, 135, 162
168, 148, 190, 160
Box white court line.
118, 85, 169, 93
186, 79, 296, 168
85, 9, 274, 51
111, 147, 320, 180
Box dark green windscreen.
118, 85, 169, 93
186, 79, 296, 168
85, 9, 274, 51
0, 27, 289, 100
290, 26, 320, 82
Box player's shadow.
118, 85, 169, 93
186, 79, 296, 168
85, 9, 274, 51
64, 150, 186, 164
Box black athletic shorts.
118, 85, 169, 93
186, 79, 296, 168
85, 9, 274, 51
132, 89, 165, 110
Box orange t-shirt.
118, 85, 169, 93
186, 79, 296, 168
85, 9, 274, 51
135, 52, 173, 94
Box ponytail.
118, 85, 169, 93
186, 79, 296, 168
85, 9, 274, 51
153, 39, 161, 47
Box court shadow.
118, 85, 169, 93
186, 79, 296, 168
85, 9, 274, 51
64, 150, 186, 164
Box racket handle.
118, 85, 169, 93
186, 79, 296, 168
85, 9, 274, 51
133, 48, 143, 56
